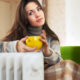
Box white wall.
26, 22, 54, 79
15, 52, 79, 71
47, 0, 80, 46
65, 0, 80, 46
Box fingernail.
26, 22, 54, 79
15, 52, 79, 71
38, 50, 41, 52
34, 47, 37, 49
25, 36, 28, 39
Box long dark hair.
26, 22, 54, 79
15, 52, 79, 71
2, 0, 59, 41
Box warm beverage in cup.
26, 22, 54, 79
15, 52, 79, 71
26, 36, 43, 51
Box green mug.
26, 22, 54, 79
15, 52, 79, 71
60, 46, 80, 64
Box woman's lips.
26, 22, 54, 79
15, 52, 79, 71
36, 18, 43, 22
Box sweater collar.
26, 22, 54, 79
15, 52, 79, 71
27, 25, 42, 36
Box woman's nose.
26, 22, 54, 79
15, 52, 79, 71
35, 11, 40, 18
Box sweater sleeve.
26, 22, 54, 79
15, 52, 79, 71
2, 41, 18, 52
0, 42, 3, 52
44, 39, 62, 65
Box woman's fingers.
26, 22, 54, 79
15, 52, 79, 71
17, 36, 38, 52
40, 30, 48, 47
42, 30, 46, 36
24, 46, 37, 52
18, 44, 37, 52
21, 36, 28, 43
20, 41, 37, 52
41, 30, 46, 39
40, 38, 46, 43
40, 34, 46, 39
40, 38, 48, 47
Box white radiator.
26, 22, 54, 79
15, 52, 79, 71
0, 52, 44, 80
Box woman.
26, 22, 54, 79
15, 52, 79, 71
1, 0, 80, 80
2, 0, 61, 65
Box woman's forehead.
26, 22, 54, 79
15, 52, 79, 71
25, 2, 39, 12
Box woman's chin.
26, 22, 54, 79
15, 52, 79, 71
37, 23, 45, 27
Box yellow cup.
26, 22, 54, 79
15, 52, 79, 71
26, 36, 43, 50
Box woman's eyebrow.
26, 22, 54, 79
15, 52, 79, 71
27, 9, 34, 13
27, 5, 39, 12
28, 10, 33, 12
28, 5, 39, 11
36, 6, 40, 8
26, 9, 32, 14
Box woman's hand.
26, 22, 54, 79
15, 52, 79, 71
16, 36, 37, 52
40, 30, 52, 56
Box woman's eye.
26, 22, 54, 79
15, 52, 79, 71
37, 7, 41, 11
28, 11, 33, 15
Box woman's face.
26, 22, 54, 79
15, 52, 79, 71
25, 2, 45, 27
